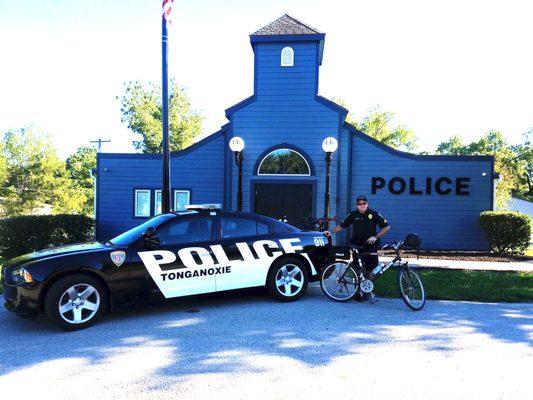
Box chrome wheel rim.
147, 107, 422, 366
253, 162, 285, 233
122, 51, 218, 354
275, 264, 304, 297
400, 270, 425, 308
58, 284, 100, 324
321, 263, 357, 300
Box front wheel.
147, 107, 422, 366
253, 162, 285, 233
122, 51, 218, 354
397, 268, 425, 311
320, 261, 359, 302
44, 273, 107, 331
267, 257, 309, 302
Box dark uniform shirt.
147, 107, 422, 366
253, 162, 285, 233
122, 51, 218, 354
340, 208, 389, 244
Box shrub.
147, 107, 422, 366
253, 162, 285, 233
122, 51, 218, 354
479, 211, 531, 254
0, 214, 94, 260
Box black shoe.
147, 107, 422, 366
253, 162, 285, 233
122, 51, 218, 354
362, 292, 371, 301
354, 293, 364, 302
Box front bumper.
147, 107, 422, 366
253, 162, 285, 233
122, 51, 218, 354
3, 282, 41, 317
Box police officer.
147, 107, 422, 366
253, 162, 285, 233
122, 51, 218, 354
324, 195, 390, 301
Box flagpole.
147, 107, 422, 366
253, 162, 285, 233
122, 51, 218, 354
161, 8, 171, 213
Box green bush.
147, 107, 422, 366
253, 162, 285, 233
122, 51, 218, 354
480, 211, 531, 254
0, 214, 94, 260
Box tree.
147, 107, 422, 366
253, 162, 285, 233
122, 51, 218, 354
0, 128, 87, 217
511, 130, 533, 199
66, 146, 97, 215
436, 130, 524, 209
331, 100, 417, 151
359, 109, 417, 151
120, 80, 203, 153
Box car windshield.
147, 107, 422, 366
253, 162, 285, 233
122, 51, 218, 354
109, 214, 176, 246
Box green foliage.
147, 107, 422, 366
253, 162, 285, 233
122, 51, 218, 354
359, 108, 417, 151
0, 128, 88, 216
436, 130, 527, 208
331, 100, 417, 151
66, 146, 97, 215
120, 80, 203, 153
374, 269, 533, 303
479, 211, 531, 254
0, 214, 94, 259
511, 130, 533, 198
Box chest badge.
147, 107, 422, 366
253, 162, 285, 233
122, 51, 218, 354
110, 251, 126, 267
368, 214, 373, 220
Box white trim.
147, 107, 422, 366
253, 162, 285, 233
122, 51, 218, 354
257, 148, 311, 176
174, 190, 191, 211
134, 189, 151, 217
154, 190, 162, 215
281, 47, 294, 67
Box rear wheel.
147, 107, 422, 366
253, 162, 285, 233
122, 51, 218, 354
397, 268, 425, 311
320, 261, 359, 302
44, 274, 107, 331
267, 257, 308, 302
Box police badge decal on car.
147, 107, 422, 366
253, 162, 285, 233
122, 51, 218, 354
110, 251, 126, 267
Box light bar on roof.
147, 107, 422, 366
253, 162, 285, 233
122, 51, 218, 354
185, 204, 222, 211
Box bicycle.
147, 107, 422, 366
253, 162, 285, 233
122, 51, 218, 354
320, 235, 426, 311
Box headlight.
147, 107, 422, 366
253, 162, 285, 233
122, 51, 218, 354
12, 267, 34, 284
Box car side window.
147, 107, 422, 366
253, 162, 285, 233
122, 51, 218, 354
221, 217, 270, 239
157, 216, 212, 245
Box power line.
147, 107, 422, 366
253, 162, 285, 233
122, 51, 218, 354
90, 138, 111, 152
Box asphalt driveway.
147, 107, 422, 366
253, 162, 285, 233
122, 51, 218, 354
1, 284, 531, 399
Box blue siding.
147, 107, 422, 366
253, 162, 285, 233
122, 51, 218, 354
349, 132, 493, 250
96, 134, 226, 240
95, 24, 495, 252
228, 39, 344, 226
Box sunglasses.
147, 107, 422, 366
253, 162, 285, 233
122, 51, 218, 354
357, 202, 367, 206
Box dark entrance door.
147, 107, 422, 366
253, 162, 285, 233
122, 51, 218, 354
254, 183, 313, 228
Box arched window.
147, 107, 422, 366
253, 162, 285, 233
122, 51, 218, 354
280, 47, 294, 67
258, 149, 310, 175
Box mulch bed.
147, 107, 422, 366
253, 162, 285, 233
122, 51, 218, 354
378, 250, 532, 263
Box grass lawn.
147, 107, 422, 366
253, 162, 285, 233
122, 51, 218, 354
374, 268, 533, 303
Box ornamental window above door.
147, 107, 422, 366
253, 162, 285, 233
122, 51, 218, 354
258, 148, 310, 176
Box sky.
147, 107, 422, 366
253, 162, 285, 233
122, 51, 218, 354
0, 0, 531, 158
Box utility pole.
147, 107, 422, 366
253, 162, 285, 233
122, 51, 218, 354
90, 139, 111, 153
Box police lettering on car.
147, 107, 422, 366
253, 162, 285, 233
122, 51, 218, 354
2, 204, 331, 331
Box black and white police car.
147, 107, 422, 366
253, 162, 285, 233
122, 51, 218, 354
2, 205, 331, 330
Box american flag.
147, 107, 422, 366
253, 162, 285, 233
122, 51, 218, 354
162, 0, 174, 23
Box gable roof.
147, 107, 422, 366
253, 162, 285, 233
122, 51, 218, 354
252, 14, 322, 36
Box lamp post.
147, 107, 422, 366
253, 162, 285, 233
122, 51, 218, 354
322, 137, 338, 230
229, 136, 245, 211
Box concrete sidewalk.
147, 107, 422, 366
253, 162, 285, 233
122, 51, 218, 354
380, 256, 533, 272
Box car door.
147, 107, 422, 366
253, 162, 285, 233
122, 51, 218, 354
134, 214, 217, 299
213, 214, 276, 291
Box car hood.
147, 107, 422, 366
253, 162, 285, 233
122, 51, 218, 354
7, 242, 113, 268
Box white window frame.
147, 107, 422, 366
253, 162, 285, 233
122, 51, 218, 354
134, 189, 151, 217
154, 190, 162, 215
174, 190, 191, 211
257, 148, 311, 176
281, 47, 294, 67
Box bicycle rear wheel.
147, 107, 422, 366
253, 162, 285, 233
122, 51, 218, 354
397, 268, 425, 311
320, 261, 359, 302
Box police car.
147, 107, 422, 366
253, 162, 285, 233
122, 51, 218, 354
2, 205, 331, 330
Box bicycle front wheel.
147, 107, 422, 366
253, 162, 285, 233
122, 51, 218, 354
320, 261, 359, 302
398, 268, 426, 311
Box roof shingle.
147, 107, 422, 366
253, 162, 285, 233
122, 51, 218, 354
252, 14, 323, 36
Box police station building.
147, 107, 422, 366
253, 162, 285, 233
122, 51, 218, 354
95, 15, 495, 250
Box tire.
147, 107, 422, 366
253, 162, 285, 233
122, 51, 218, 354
320, 261, 359, 302
397, 268, 426, 311
44, 273, 107, 331
267, 257, 308, 302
